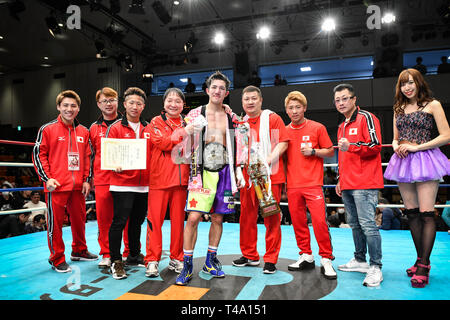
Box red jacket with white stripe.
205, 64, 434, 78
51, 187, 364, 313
105, 116, 150, 187
148, 113, 189, 190
89, 115, 121, 186
337, 107, 384, 190
32, 115, 91, 192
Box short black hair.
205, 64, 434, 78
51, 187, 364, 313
333, 83, 355, 96
206, 71, 231, 91
33, 214, 45, 223
123, 87, 146, 102
163, 87, 185, 103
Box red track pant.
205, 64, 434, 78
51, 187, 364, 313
287, 187, 334, 259
145, 186, 187, 263
95, 185, 130, 258
239, 183, 282, 264
45, 190, 88, 267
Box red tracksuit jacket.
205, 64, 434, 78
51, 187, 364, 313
89, 115, 121, 186
33, 115, 91, 192
105, 116, 150, 187
337, 107, 384, 190
148, 114, 189, 190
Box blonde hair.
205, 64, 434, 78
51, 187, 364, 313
285, 91, 307, 107
56, 90, 81, 106
96, 87, 118, 101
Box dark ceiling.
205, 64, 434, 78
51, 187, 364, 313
0, 0, 449, 75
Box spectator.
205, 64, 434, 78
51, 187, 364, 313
377, 198, 401, 230
441, 200, 450, 233
248, 71, 262, 88
23, 191, 47, 223
0, 212, 31, 238
201, 77, 208, 93
184, 78, 196, 93
0, 184, 23, 212
274, 74, 282, 86
437, 56, 450, 74
12, 187, 31, 206
413, 57, 427, 75
327, 213, 341, 228
24, 214, 46, 234
85, 191, 96, 221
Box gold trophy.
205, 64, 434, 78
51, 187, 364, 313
247, 158, 281, 218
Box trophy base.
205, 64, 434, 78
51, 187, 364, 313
260, 202, 281, 218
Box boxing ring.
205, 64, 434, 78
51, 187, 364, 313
0, 138, 449, 302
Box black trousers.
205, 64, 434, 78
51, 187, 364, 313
109, 191, 148, 262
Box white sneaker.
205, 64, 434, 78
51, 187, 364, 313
168, 259, 184, 273
145, 261, 159, 278
98, 257, 111, 268
338, 258, 370, 273
321, 258, 337, 280
363, 266, 383, 287
288, 254, 315, 271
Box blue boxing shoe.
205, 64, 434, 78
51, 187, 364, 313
175, 255, 193, 286
202, 251, 225, 278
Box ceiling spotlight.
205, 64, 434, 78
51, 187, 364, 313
256, 26, 270, 40
184, 42, 192, 53
95, 40, 107, 59
173, 0, 180, 5
123, 55, 133, 71
129, 0, 145, 14
184, 31, 197, 53
381, 13, 396, 24
45, 16, 62, 37
321, 18, 336, 32
142, 65, 154, 82
213, 32, 225, 45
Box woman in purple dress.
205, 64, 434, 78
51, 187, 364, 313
384, 68, 450, 288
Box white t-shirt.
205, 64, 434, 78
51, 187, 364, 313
23, 201, 48, 222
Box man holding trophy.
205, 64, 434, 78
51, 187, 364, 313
232, 85, 289, 274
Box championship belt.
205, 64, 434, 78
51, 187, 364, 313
247, 160, 281, 218
203, 142, 227, 172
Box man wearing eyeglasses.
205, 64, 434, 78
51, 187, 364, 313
105, 87, 151, 280
89, 87, 131, 269
333, 83, 384, 287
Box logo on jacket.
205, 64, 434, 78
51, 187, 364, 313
143, 132, 150, 139
58, 136, 66, 141
76, 136, 84, 143
349, 128, 358, 135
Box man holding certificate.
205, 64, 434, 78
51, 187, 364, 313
104, 87, 151, 280
89, 87, 132, 269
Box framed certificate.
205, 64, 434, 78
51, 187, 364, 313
100, 138, 147, 170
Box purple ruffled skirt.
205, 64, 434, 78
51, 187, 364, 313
384, 148, 450, 183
